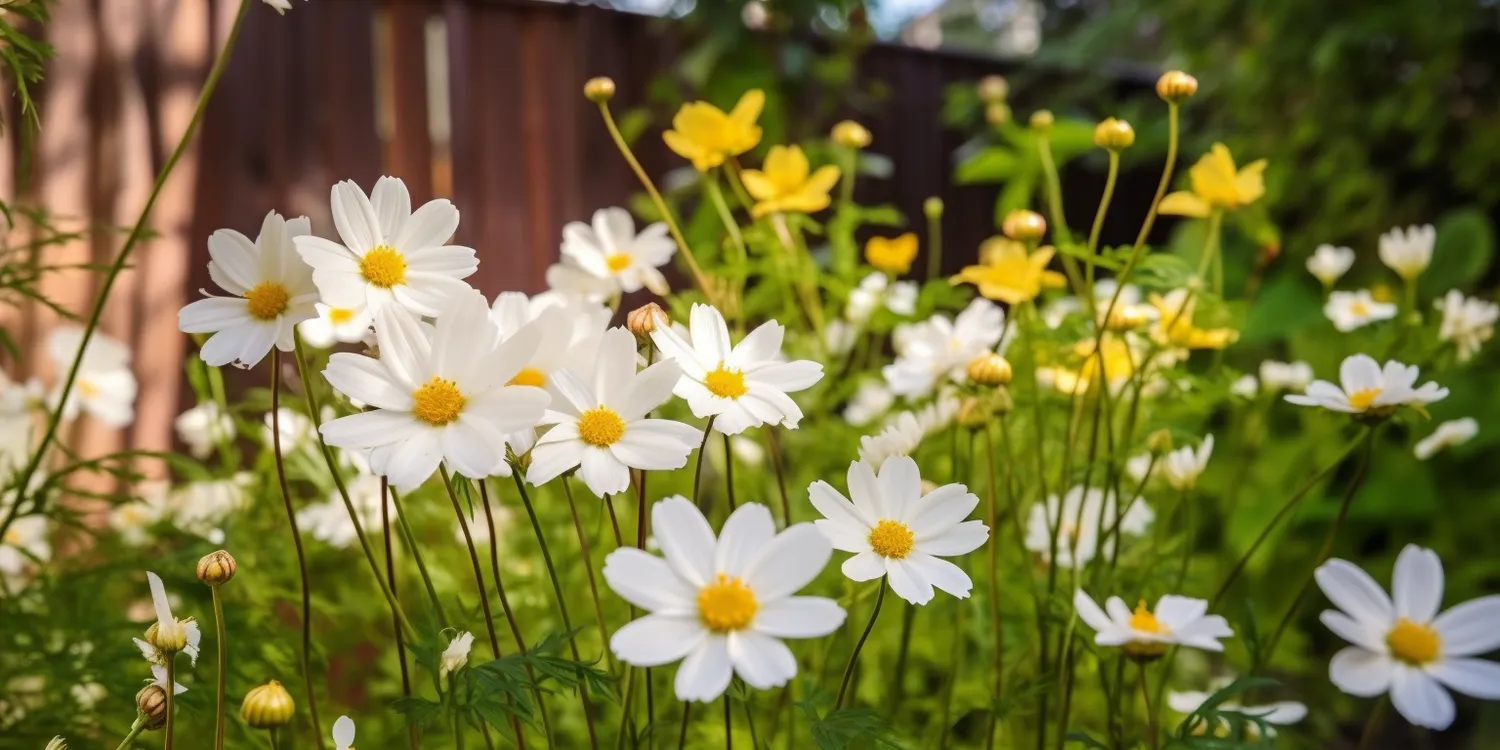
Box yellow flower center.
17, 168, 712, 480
697, 573, 758, 632
78, 379, 99, 398
1128, 600, 1169, 634
1347, 387, 1382, 411
605, 253, 632, 273
1350, 300, 1370, 316
328, 307, 356, 325
360, 245, 407, 288
1387, 617, 1442, 665
577, 407, 626, 447
704, 365, 748, 399
868, 519, 915, 559
245, 282, 290, 321
508, 367, 546, 388
411, 377, 466, 426
3, 527, 19, 545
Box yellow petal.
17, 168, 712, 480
663, 130, 718, 171
803, 165, 842, 196
777, 189, 831, 215
1158, 192, 1209, 217
730, 90, 765, 127
672, 102, 727, 144
1235, 159, 1268, 205
1040, 270, 1068, 289
739, 169, 776, 201
981, 283, 1026, 305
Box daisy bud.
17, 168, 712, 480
830, 120, 872, 150
196, 550, 237, 586
1155, 70, 1198, 103
45, 737, 67, 750
984, 101, 1011, 127
583, 77, 616, 104
923, 196, 944, 220
1029, 109, 1054, 134
145, 618, 190, 655
1147, 429, 1174, 456
1094, 118, 1135, 151
136, 684, 168, 730
627, 302, 669, 339
1001, 210, 1047, 242
967, 353, 1013, 387
976, 74, 1009, 103
241, 680, 295, 729
993, 386, 1014, 415
957, 396, 994, 429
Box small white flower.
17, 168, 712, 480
882, 299, 1006, 398
1434, 290, 1498, 362
1285, 354, 1447, 416
809, 456, 988, 605
294, 176, 478, 318
1414, 417, 1478, 460
843, 380, 894, 427
1025, 486, 1153, 569
651, 304, 824, 435
1161, 435, 1213, 491
298, 303, 373, 349
135, 572, 202, 666
109, 481, 172, 547
856, 396, 959, 467
262, 407, 317, 454
542, 261, 618, 305
439, 631, 475, 678
1074, 590, 1234, 657
603, 498, 845, 702
332, 716, 356, 750
560, 207, 676, 296
46, 327, 137, 428
1306, 244, 1355, 287
823, 319, 857, 355
846, 273, 917, 322
1325, 290, 1397, 332
172, 473, 254, 537
1229, 374, 1259, 399
300, 474, 393, 548
1259, 360, 1314, 392
173, 401, 234, 459
1168, 688, 1306, 737
149, 664, 187, 695
527, 327, 701, 497
1379, 224, 1436, 280
1316, 544, 1500, 730
0, 513, 49, 587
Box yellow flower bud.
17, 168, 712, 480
1029, 109, 1054, 134
1155, 71, 1198, 103
627, 302, 668, 338
583, 77, 616, 104
985, 102, 1011, 127
1147, 429, 1174, 456
967, 353, 1013, 387
923, 197, 944, 220
1094, 118, 1135, 151
241, 680, 296, 729
865, 234, 920, 276
956, 396, 994, 429
1001, 210, 1047, 242
136, 684, 168, 730
196, 550, 237, 586
145, 618, 190, 655
977, 75, 1009, 103
830, 120, 872, 150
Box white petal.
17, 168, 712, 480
1433, 595, 1500, 656
611, 614, 705, 667
876, 455, 922, 516
1073, 590, 1114, 636
1153, 595, 1209, 631
1328, 647, 1395, 698
320, 411, 423, 450
689, 304, 731, 364
674, 636, 733, 703
886, 558, 934, 605
744, 522, 832, 601
752, 596, 846, 639
815, 519, 870, 554
728, 319, 784, 366
179, 297, 250, 335
617, 360, 683, 421
1339, 354, 1383, 394
332, 716, 356, 749
906, 484, 979, 538
915, 520, 988, 557
393, 199, 461, 251
846, 460, 884, 523
653, 496, 717, 588
441, 420, 504, 480
727, 629, 798, 690
1390, 666, 1455, 730
1320, 610, 1385, 652
905, 553, 973, 599
381, 428, 445, 490
578, 448, 630, 497
715, 503, 777, 578
1392, 545, 1445, 623
206, 229, 259, 293
602, 547, 697, 614
809, 480, 873, 530
331, 180, 381, 252
841, 551, 886, 581
609, 419, 700, 471
146, 571, 173, 627
370, 176, 411, 241
323, 353, 412, 411
525, 439, 580, 487
1428, 657, 1500, 699
1315, 559, 1394, 628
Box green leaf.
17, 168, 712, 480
808, 707, 903, 750
390, 696, 444, 727
1237, 275, 1324, 344
955, 146, 1020, 184
1064, 730, 1109, 749
1419, 208, 1495, 296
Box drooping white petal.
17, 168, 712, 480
674, 636, 733, 703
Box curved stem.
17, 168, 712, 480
764, 428, 792, 527
480, 480, 554, 746
1194, 210, 1224, 284
835, 582, 886, 709
633, 473, 656, 741
563, 477, 617, 673
164, 656, 176, 750
886, 603, 916, 715
383, 480, 421, 750
1035, 134, 1082, 293
722, 434, 737, 511
211, 586, 228, 750
115, 717, 145, 750
926, 197, 944, 281
389, 488, 449, 628
981, 427, 1004, 748
1084, 151, 1121, 298
692, 418, 716, 507
442, 468, 503, 658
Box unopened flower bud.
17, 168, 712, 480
984, 102, 1011, 127
1147, 429, 1174, 456
136, 684, 168, 730
830, 120, 871, 149
1155, 71, 1198, 103
1029, 109, 1054, 134
967, 353, 1013, 387
145, 619, 190, 655
957, 396, 994, 429
993, 387, 1013, 414
45, 736, 67, 750
1002, 210, 1047, 242
241, 680, 296, 729
583, 77, 616, 104
627, 303, 668, 339
923, 197, 944, 220
1093, 118, 1135, 151
196, 550, 237, 586
977, 75, 1009, 103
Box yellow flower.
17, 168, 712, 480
954, 239, 1067, 305
740, 145, 841, 218
865, 234, 918, 275
1039, 337, 1139, 395
662, 90, 765, 172
1158, 143, 1267, 218
1149, 290, 1238, 350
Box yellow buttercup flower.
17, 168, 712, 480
662, 90, 765, 172
954, 239, 1067, 305
1158, 143, 1267, 218
740, 145, 841, 218
1149, 290, 1238, 350
865, 233, 918, 275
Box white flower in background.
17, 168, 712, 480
856, 396, 959, 467
1168, 688, 1306, 737
1434, 290, 1498, 362
846, 272, 917, 322
320, 290, 549, 489
0, 513, 49, 586
0, 378, 37, 479
70, 682, 106, 711
1285, 354, 1448, 416
1074, 591, 1234, 657
173, 401, 234, 459
44, 736, 66, 750
603, 498, 845, 701
882, 299, 1005, 398
1229, 374, 1259, 399
1125, 453, 1155, 484
1306, 244, 1355, 287
528, 327, 701, 496
843, 380, 894, 427
109, 481, 172, 547
1260, 360, 1314, 392
1025, 486, 1153, 569
823, 319, 857, 355
179, 211, 318, 368
300, 474, 392, 548
1316, 544, 1500, 730
46, 327, 137, 428
262, 407, 318, 454
728, 436, 764, 467
439, 631, 475, 678
1378, 224, 1436, 280
651, 304, 824, 435
135, 572, 201, 666
809, 456, 988, 605
1415, 418, 1478, 460
542, 261, 618, 305
294, 176, 477, 318
148, 664, 187, 695
1325, 290, 1397, 332
298, 303, 373, 349
559, 207, 675, 296
172, 473, 254, 537
1161, 435, 1213, 491
332, 716, 356, 750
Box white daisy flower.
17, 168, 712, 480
109, 481, 172, 547
297, 303, 373, 349
1259, 360, 1314, 392
1414, 417, 1478, 460
294, 176, 478, 318
0, 513, 49, 587
262, 407, 318, 455
1169, 688, 1306, 737
650, 304, 824, 435
542, 261, 618, 306
299, 473, 392, 549
179, 211, 318, 368
846, 272, 917, 322
135, 572, 202, 666
171, 473, 254, 538
319, 289, 549, 490
843, 380, 894, 427
809, 456, 988, 605
149, 664, 187, 695
332, 716, 356, 750
1316, 544, 1500, 730
1325, 290, 1398, 332
527, 327, 701, 497
46, 327, 137, 428
1378, 224, 1436, 280
1285, 354, 1448, 417
1161, 434, 1213, 491
1229, 374, 1259, 399
439, 631, 475, 678
1074, 590, 1234, 658
1434, 290, 1498, 362
603, 498, 845, 701
823, 319, 858, 355
1025, 486, 1153, 569
1306, 244, 1355, 287
856, 395, 960, 467
172, 401, 234, 459
560, 207, 676, 296
882, 299, 1006, 398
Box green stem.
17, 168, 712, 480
563, 477, 618, 673
763, 428, 792, 527
115, 717, 145, 750
441, 468, 503, 658
722, 434, 737, 512
835, 582, 886, 709
981, 428, 1004, 748
886, 603, 916, 715
383, 480, 422, 750
481, 480, 554, 746
926, 199, 944, 281
211, 586, 228, 750
1194, 210, 1223, 283
1357, 697, 1389, 750
1036, 133, 1082, 293
1084, 151, 1121, 298
1139, 662, 1158, 750
705, 174, 750, 323
692, 418, 716, 508
164, 656, 176, 750
389, 488, 449, 628
676, 701, 692, 750
723, 694, 733, 750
